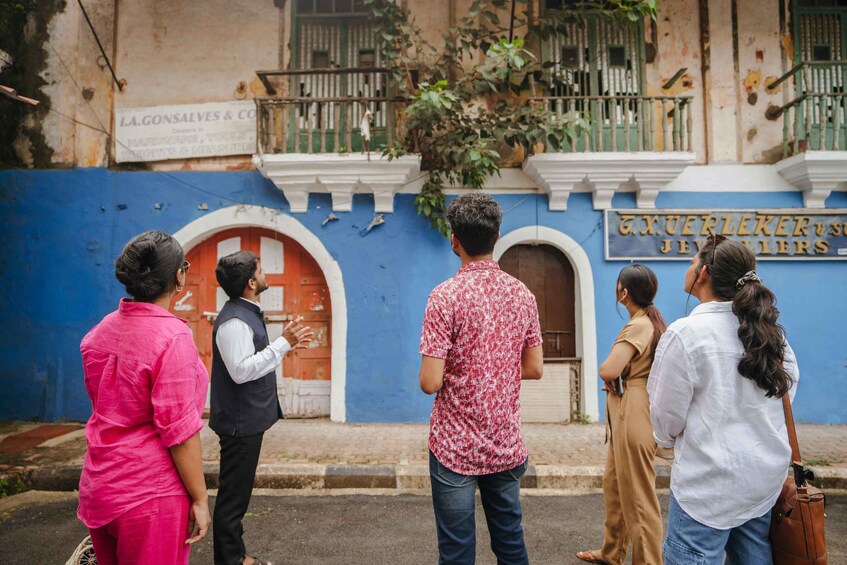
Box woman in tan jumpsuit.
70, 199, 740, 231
577, 264, 666, 565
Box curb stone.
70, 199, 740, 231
29, 465, 82, 492
22, 463, 847, 492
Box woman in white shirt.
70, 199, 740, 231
648, 235, 799, 565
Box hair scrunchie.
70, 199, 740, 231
735, 270, 761, 289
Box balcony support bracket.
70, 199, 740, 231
253, 154, 421, 214
524, 153, 694, 212
776, 151, 847, 209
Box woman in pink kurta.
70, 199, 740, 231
78, 230, 210, 565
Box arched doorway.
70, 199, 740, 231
494, 226, 599, 422
500, 244, 579, 423
171, 226, 332, 418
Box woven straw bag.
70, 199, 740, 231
65, 535, 96, 565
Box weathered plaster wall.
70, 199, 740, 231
684, 0, 794, 164
1, 0, 115, 168
703, 0, 741, 162
9, 0, 805, 169
40, 3, 83, 166
43, 0, 114, 168
736, 0, 786, 163
407, 0, 453, 62
110, 1, 282, 170
1, 168, 845, 424
115, 1, 279, 108
648, 0, 707, 163
1, 1, 65, 168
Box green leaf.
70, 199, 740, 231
482, 11, 500, 25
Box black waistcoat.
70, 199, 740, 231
209, 299, 282, 437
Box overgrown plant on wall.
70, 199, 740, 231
365, 0, 657, 235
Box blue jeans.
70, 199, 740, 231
429, 451, 529, 565
664, 491, 773, 565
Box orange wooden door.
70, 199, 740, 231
170, 228, 332, 417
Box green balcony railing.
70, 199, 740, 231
255, 96, 407, 154
255, 68, 405, 154
255, 70, 695, 156
767, 62, 847, 157
531, 95, 694, 152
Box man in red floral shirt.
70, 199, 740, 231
419, 193, 544, 565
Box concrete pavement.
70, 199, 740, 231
2, 419, 846, 492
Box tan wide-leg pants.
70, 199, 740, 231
599, 379, 663, 565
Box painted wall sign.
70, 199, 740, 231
115, 101, 257, 162
605, 209, 847, 261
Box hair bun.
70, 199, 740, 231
114, 230, 184, 301
116, 239, 157, 281
134, 239, 158, 273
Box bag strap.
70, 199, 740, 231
782, 395, 801, 462
782, 394, 807, 487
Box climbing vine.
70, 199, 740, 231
364, 0, 657, 235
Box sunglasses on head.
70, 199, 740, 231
181, 260, 191, 274
706, 233, 728, 270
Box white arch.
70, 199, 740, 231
173, 205, 347, 422
494, 227, 599, 422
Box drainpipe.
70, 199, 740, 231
698, 0, 711, 163
109, 0, 120, 164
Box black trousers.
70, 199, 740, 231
213, 432, 264, 565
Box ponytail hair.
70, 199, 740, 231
699, 238, 793, 397
617, 264, 667, 357
643, 304, 666, 357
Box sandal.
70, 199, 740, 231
576, 550, 609, 564
244, 557, 273, 565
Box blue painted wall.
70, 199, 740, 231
1, 169, 845, 423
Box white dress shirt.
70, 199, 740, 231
215, 298, 292, 384
648, 301, 800, 529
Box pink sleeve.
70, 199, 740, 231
419, 290, 453, 359
524, 295, 543, 349
151, 333, 205, 448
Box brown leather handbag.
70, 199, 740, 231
770, 395, 827, 564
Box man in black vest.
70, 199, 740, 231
211, 251, 312, 565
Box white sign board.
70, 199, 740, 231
115, 101, 256, 162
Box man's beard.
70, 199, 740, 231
256, 281, 270, 294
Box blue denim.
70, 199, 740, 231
429, 451, 529, 565
664, 491, 773, 565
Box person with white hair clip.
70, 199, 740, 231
648, 235, 800, 565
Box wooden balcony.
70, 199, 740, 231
255, 68, 405, 155
768, 62, 847, 157
531, 95, 694, 153
254, 69, 694, 156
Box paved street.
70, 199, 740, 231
2, 490, 846, 564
